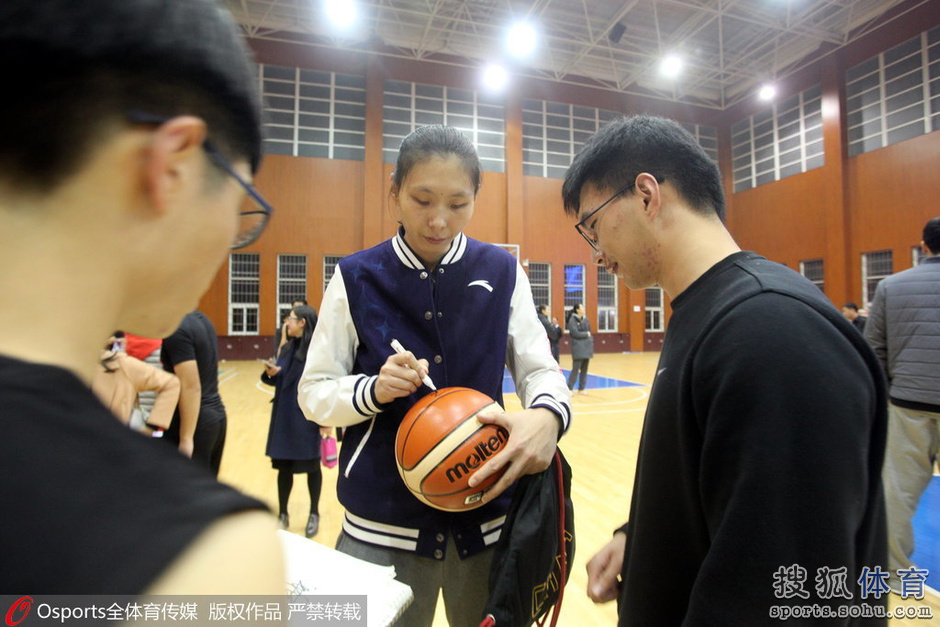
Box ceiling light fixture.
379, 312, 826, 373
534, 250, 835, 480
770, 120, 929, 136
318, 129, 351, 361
324, 0, 358, 30
660, 54, 683, 78
758, 84, 777, 101
482, 63, 509, 92
506, 21, 537, 59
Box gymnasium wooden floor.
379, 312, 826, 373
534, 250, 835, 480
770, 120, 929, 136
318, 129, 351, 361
216, 352, 939, 626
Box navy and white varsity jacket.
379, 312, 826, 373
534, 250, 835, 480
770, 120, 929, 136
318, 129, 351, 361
298, 229, 571, 560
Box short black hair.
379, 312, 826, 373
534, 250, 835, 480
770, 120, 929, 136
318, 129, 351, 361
843, 303, 859, 311
392, 125, 482, 195
0, 0, 263, 194
923, 217, 940, 254
562, 115, 725, 221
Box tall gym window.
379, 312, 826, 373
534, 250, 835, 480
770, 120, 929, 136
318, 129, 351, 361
260, 64, 366, 160
383, 81, 505, 173
563, 264, 585, 325
521, 101, 620, 179
846, 27, 940, 157
229, 253, 260, 335
731, 84, 824, 193
861, 250, 893, 306
597, 267, 618, 332
323, 255, 344, 294
277, 254, 307, 324
645, 288, 664, 332
799, 258, 825, 294
528, 262, 551, 310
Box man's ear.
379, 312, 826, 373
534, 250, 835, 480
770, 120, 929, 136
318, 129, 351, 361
635, 172, 662, 219
143, 116, 208, 215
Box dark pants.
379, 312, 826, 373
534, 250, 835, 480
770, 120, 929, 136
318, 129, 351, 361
568, 358, 590, 391
164, 417, 227, 477
336, 531, 493, 626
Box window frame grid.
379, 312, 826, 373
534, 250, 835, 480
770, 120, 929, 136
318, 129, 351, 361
521, 100, 622, 180
596, 267, 618, 333
731, 84, 823, 192
799, 258, 825, 294
845, 28, 939, 157
323, 255, 344, 294
276, 254, 308, 324
644, 288, 664, 332
382, 80, 506, 173
261, 64, 366, 160
861, 250, 894, 307
562, 264, 585, 329
528, 262, 552, 310
228, 252, 261, 335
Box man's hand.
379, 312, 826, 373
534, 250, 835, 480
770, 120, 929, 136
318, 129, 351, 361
374, 351, 431, 405
178, 436, 195, 459
586, 531, 627, 603
468, 407, 559, 503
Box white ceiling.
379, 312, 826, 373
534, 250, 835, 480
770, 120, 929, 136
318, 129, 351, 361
224, 0, 925, 110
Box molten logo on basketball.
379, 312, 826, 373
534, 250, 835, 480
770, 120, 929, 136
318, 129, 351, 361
444, 428, 508, 483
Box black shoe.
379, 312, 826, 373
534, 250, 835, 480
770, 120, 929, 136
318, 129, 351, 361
278, 513, 289, 529
305, 514, 319, 538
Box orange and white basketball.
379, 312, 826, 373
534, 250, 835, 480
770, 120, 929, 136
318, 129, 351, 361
395, 387, 509, 511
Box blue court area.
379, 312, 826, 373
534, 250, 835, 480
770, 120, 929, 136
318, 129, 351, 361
911, 476, 940, 591
501, 367, 644, 394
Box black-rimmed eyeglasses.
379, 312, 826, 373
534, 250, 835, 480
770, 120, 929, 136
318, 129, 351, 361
574, 182, 636, 252
126, 111, 272, 249
574, 176, 665, 252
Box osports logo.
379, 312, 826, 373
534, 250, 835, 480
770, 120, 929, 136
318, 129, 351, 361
5, 597, 32, 626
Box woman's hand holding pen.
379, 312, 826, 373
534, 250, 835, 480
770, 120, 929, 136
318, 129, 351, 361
374, 350, 431, 405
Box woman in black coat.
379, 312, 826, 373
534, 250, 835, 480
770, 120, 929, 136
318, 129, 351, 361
261, 304, 331, 537
537, 304, 562, 363
566, 303, 594, 394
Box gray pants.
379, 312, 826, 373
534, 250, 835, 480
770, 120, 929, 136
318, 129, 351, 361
335, 531, 493, 627
882, 402, 940, 576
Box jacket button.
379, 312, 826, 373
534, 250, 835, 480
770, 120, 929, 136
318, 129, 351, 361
434, 549, 443, 559
436, 533, 445, 543
425, 311, 433, 320
420, 271, 428, 279
437, 311, 443, 318
439, 268, 445, 274
434, 355, 443, 364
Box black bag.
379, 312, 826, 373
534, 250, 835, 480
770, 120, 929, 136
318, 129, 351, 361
481, 450, 575, 627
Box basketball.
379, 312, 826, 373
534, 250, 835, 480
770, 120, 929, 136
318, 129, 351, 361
396, 387, 509, 511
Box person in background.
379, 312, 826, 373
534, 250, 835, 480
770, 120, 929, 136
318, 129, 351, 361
841, 302, 868, 333
0, 0, 282, 594
565, 115, 886, 624
865, 216, 940, 590
566, 303, 594, 394
125, 332, 165, 429
537, 304, 562, 363
298, 125, 570, 626
92, 334, 180, 435
261, 304, 331, 538
276, 298, 308, 355
161, 310, 229, 477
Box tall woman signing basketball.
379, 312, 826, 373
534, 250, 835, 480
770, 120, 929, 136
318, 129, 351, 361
298, 125, 571, 626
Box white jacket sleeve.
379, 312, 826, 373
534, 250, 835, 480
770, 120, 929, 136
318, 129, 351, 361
297, 267, 385, 427
505, 262, 572, 432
